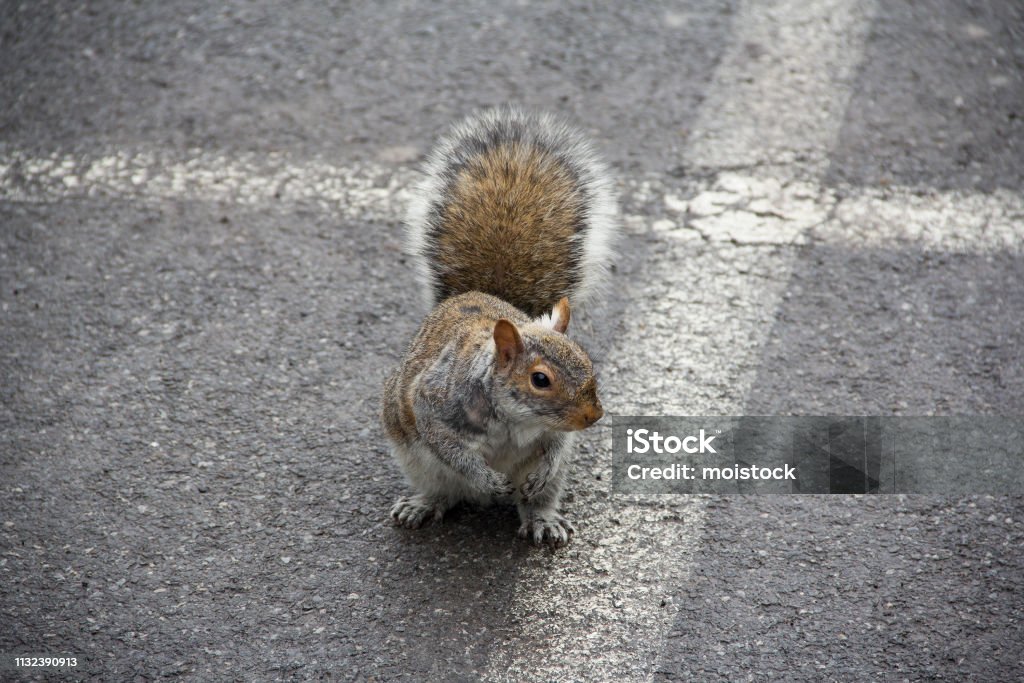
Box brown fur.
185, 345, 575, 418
382, 292, 528, 443
435, 143, 584, 317
550, 297, 570, 333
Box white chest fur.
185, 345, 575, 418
481, 418, 549, 471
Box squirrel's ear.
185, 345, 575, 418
493, 319, 525, 367
534, 297, 571, 334
551, 297, 571, 334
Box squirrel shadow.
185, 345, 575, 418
374, 502, 569, 675
389, 502, 553, 556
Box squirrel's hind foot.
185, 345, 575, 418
517, 510, 575, 548
390, 494, 448, 529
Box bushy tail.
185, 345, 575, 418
405, 106, 617, 318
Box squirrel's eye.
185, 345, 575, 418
531, 372, 551, 389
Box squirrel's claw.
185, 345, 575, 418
390, 495, 447, 529
517, 512, 575, 548
488, 472, 516, 499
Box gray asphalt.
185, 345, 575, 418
2, 1, 1022, 681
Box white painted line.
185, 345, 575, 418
634, 172, 1024, 253
485, 0, 885, 679
0, 149, 416, 219
2, 152, 1018, 253
684, 0, 877, 174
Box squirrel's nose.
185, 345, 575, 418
585, 403, 604, 426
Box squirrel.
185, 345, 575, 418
381, 106, 617, 547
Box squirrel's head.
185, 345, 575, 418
490, 298, 604, 431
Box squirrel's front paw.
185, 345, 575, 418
520, 469, 549, 503
486, 471, 516, 499
517, 511, 575, 548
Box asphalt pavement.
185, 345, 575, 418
1, 1, 1022, 680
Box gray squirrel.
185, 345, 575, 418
381, 107, 618, 546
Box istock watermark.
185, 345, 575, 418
611, 416, 1024, 494
625, 428, 718, 454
